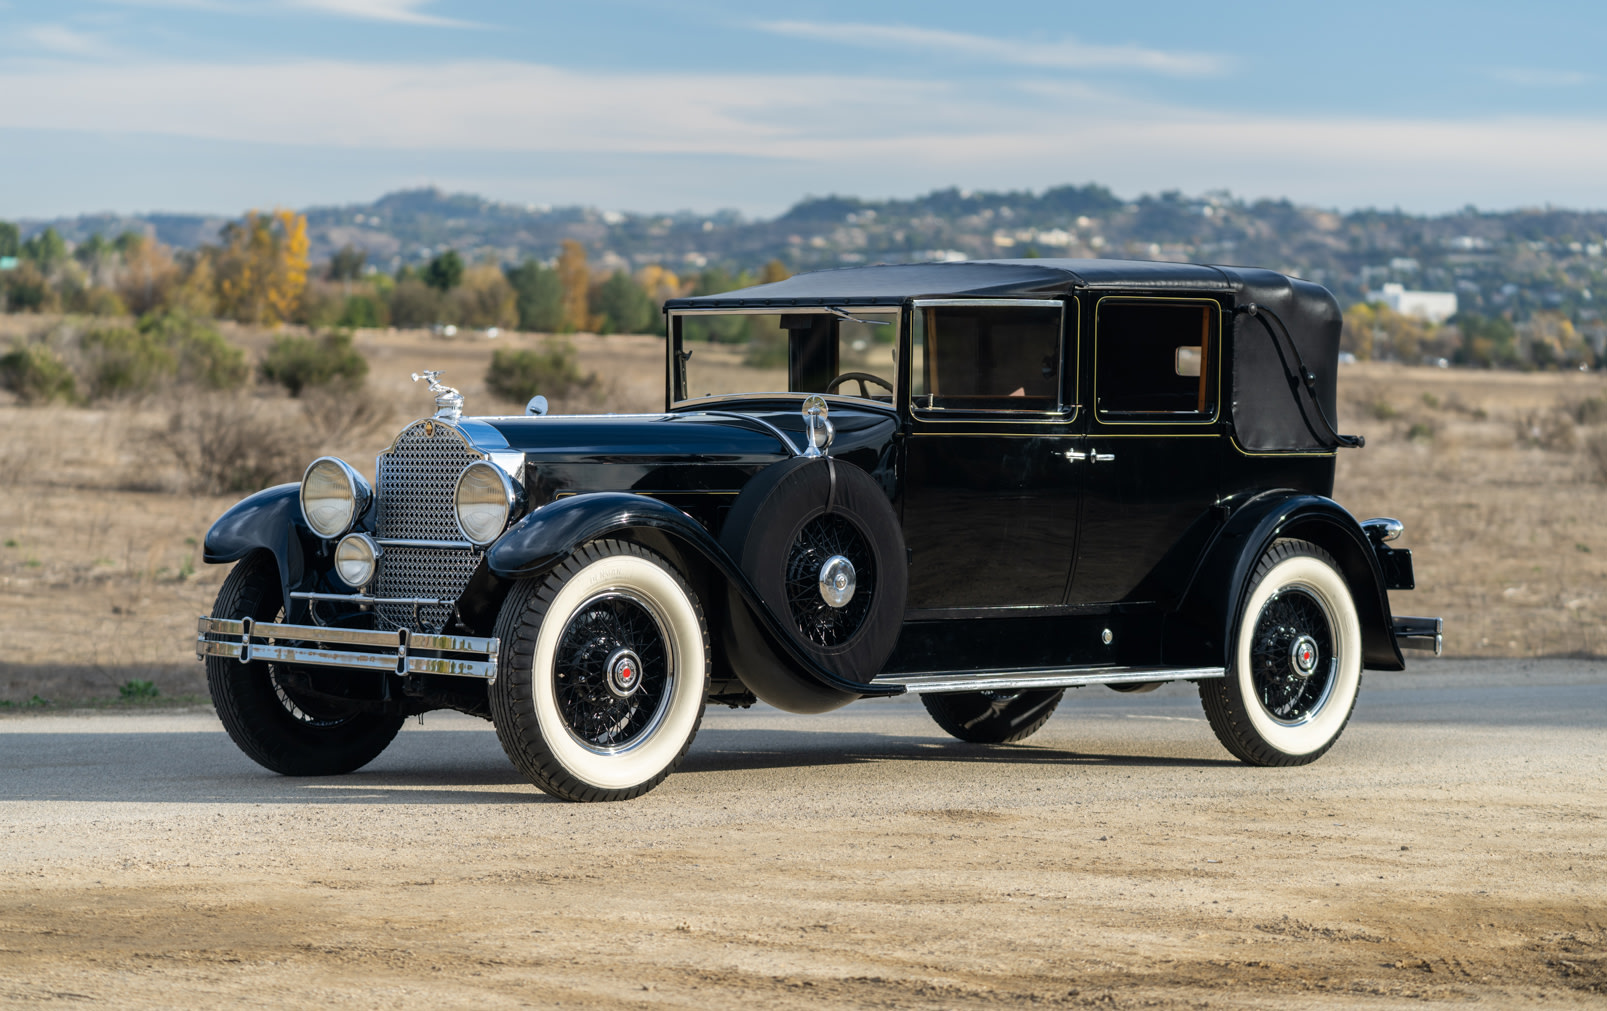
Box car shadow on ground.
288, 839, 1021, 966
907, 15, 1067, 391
0, 724, 1237, 806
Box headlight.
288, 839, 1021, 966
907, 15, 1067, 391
454, 461, 519, 546
300, 457, 371, 539
334, 533, 379, 589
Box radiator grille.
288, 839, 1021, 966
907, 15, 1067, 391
373, 420, 486, 631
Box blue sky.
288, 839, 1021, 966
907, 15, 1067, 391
1, 0, 1604, 219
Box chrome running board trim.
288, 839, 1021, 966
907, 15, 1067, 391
196, 617, 499, 681
877, 665, 1226, 695
1392, 615, 1444, 656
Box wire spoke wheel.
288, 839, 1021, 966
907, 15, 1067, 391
1199, 538, 1363, 767
1248, 587, 1336, 726
784, 514, 875, 648
552, 592, 672, 752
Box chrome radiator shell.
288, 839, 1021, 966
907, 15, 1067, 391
372, 420, 488, 631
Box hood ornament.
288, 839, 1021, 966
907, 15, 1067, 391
411, 370, 464, 421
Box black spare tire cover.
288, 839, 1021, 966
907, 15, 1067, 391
720, 456, 907, 682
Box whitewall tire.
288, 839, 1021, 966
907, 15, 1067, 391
1200, 538, 1362, 766
490, 540, 709, 801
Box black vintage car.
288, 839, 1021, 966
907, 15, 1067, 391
197, 259, 1441, 801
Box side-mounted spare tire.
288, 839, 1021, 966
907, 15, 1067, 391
720, 456, 907, 686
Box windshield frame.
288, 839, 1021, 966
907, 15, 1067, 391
665, 305, 904, 410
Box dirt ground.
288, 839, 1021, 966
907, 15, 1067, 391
3, 320, 1607, 704
2, 668, 1604, 1009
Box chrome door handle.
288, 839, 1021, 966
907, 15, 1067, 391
1062, 449, 1088, 462
1091, 451, 1115, 463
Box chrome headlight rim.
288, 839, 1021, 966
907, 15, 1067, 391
453, 460, 521, 547
300, 456, 372, 540
333, 532, 381, 590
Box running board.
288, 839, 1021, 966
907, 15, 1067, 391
876, 665, 1226, 695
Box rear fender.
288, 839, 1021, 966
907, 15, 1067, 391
1168, 492, 1404, 672
202, 483, 316, 612
485, 493, 901, 706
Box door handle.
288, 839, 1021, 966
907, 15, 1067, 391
1061, 449, 1088, 462
1092, 451, 1115, 463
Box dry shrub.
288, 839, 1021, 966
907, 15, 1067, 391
155, 394, 312, 494
1515, 410, 1577, 451
1586, 431, 1607, 484
299, 384, 395, 449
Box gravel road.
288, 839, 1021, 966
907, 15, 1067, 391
3, 658, 1604, 1009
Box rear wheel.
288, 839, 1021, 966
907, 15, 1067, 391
489, 540, 709, 802
207, 552, 404, 776
922, 689, 1064, 744
1199, 539, 1362, 766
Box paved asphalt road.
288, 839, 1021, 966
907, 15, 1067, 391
2, 658, 1604, 1010
1, 658, 1603, 804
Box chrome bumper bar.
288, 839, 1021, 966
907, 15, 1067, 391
1393, 615, 1444, 656
195, 617, 499, 681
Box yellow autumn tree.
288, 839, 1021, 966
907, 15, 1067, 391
214, 209, 309, 325
759, 259, 792, 285
555, 239, 597, 332
635, 264, 682, 305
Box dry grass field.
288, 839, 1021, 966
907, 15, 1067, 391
2, 315, 1605, 705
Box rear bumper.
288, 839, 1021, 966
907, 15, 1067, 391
196, 616, 499, 681
1392, 615, 1443, 656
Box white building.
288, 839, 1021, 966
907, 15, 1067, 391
1368, 282, 1458, 324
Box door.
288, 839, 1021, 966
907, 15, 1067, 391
1069, 296, 1226, 605
900, 298, 1086, 611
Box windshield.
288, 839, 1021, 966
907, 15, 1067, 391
671, 310, 899, 405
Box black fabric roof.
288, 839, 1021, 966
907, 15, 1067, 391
663, 258, 1235, 309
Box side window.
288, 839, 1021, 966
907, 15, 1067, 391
1095, 299, 1219, 420
910, 303, 1064, 413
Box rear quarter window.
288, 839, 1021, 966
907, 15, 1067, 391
1095, 299, 1220, 422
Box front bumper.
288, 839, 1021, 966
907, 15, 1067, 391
196, 617, 499, 681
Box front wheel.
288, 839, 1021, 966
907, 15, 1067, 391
489, 540, 710, 802
1199, 538, 1363, 766
207, 552, 405, 776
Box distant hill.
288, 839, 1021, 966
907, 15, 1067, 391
17, 185, 1607, 320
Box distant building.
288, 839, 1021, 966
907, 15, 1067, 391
1369, 282, 1458, 324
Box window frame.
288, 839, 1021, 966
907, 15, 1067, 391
1091, 295, 1224, 427
905, 297, 1077, 424
664, 306, 902, 409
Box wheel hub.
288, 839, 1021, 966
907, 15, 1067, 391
1289, 635, 1320, 678
604, 647, 644, 699
818, 554, 857, 608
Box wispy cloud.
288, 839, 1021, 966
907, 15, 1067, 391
1487, 67, 1594, 88
284, 0, 478, 28
752, 21, 1229, 77
1, 58, 1604, 214
17, 24, 117, 57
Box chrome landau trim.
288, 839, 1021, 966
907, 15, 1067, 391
196, 616, 499, 681
877, 665, 1226, 694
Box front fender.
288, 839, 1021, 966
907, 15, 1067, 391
485, 493, 901, 700
1168, 492, 1404, 672
202, 483, 312, 607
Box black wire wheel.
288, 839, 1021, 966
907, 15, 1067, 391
489, 539, 709, 802
784, 513, 876, 649
921, 688, 1064, 744
1200, 538, 1363, 766
206, 551, 404, 776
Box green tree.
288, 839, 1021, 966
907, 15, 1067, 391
485, 343, 596, 403
0, 221, 19, 258
591, 270, 655, 334
423, 249, 464, 292
328, 245, 367, 282
21, 228, 67, 271
506, 260, 565, 331
387, 280, 442, 327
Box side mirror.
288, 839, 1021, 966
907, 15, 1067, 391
525, 395, 549, 417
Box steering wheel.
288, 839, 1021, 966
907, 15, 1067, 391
825, 372, 894, 398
